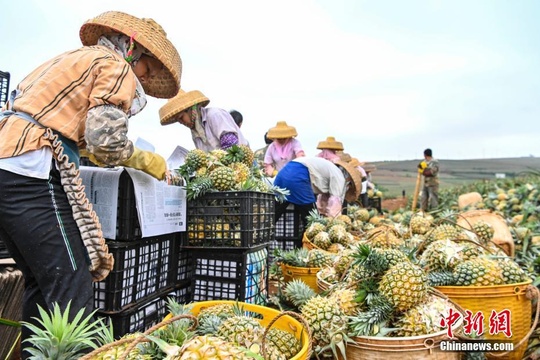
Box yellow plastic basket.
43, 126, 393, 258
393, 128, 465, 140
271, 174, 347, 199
189, 300, 311, 360
281, 263, 321, 292
436, 280, 539, 360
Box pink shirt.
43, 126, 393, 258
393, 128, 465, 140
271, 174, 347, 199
316, 149, 340, 162
192, 107, 249, 151
264, 138, 304, 171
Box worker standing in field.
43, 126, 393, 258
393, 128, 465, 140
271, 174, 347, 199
418, 148, 440, 211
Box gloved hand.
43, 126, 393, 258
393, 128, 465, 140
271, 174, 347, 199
79, 149, 106, 167
418, 161, 427, 173
120, 147, 167, 180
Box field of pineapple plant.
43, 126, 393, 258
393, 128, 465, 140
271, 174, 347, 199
7, 167, 540, 359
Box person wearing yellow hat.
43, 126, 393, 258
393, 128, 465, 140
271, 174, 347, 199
160, 89, 249, 151
316, 136, 344, 162
264, 121, 305, 177
0, 11, 181, 357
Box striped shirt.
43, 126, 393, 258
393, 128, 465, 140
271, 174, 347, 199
0, 45, 136, 159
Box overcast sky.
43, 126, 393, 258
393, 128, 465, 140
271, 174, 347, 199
3, 0, 540, 162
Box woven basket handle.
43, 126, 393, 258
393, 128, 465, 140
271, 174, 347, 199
487, 284, 540, 358
80, 313, 198, 360
261, 310, 313, 360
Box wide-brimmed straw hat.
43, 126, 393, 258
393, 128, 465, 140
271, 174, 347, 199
349, 157, 365, 168
317, 136, 344, 151
334, 160, 362, 202
80, 11, 181, 99
159, 90, 210, 126
362, 163, 377, 172
267, 121, 298, 139
337, 151, 352, 162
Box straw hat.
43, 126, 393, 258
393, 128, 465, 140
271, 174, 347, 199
349, 157, 365, 168
337, 151, 352, 162
334, 160, 362, 202
159, 90, 210, 126
317, 136, 344, 151
80, 11, 181, 99
267, 121, 298, 139
362, 163, 377, 172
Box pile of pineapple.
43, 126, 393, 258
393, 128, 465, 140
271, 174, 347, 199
23, 299, 304, 360
178, 145, 273, 200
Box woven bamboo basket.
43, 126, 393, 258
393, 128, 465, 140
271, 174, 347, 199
436, 280, 539, 360
281, 263, 321, 292
302, 233, 322, 251
455, 209, 514, 257
342, 318, 463, 360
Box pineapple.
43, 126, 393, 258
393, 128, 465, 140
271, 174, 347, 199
217, 315, 265, 352
185, 149, 209, 171
307, 248, 335, 268
300, 295, 348, 349
453, 257, 504, 286
426, 223, 462, 245
329, 287, 360, 316
332, 248, 355, 277
496, 258, 530, 284
419, 239, 464, 272
409, 214, 431, 235
472, 220, 495, 244
353, 208, 371, 222
311, 231, 331, 250
209, 166, 236, 191
229, 162, 250, 185
178, 335, 255, 359
334, 214, 353, 229
379, 261, 428, 312
265, 328, 302, 359
366, 226, 404, 249
305, 221, 326, 239
197, 303, 236, 323
427, 270, 456, 286
327, 223, 349, 246
238, 144, 255, 167
395, 295, 456, 337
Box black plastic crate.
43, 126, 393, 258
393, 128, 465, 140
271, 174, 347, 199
176, 234, 192, 282
275, 204, 303, 239
0, 71, 10, 108
185, 244, 269, 304
96, 282, 191, 339
369, 196, 382, 213
0, 238, 11, 259
93, 233, 179, 311
185, 191, 274, 247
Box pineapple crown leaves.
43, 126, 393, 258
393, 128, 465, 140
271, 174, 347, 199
347, 295, 395, 337
315, 329, 354, 360
351, 244, 390, 276
22, 301, 103, 359
284, 279, 317, 308
272, 185, 290, 203
185, 175, 214, 200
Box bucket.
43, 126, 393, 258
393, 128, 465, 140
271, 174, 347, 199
436, 280, 539, 360
342, 318, 463, 360
316, 269, 332, 293
302, 233, 322, 251
281, 263, 321, 292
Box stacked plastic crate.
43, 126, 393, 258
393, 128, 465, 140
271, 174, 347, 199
183, 191, 274, 305
268, 204, 304, 265
87, 170, 190, 337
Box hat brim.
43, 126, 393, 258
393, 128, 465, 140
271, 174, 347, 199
335, 160, 362, 202
80, 11, 181, 99
317, 141, 344, 151
159, 90, 210, 126
267, 123, 298, 139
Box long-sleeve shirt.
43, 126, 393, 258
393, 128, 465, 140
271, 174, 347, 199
293, 157, 347, 201
264, 138, 304, 171
192, 107, 249, 151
